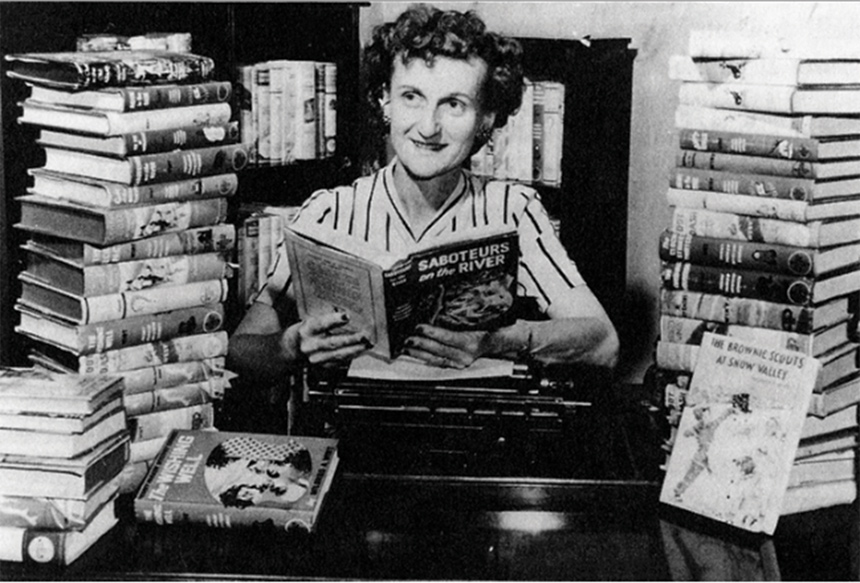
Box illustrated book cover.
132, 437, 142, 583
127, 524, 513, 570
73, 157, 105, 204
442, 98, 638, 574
659, 332, 820, 534
134, 430, 340, 532
284, 224, 519, 360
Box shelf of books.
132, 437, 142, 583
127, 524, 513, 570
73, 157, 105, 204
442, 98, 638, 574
655, 30, 860, 521
3, 41, 244, 501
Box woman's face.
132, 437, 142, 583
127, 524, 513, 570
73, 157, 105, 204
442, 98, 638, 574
385, 55, 493, 182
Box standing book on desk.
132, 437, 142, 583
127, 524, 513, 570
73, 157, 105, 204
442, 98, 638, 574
134, 430, 339, 532
284, 224, 519, 360
660, 332, 820, 534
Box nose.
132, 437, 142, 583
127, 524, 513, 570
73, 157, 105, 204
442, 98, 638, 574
416, 106, 441, 138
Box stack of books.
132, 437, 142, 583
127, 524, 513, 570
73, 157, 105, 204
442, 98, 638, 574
236, 59, 337, 166
470, 79, 565, 188
656, 30, 860, 515
4, 46, 246, 492
0, 367, 129, 566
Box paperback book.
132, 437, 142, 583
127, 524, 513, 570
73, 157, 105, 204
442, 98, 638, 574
134, 430, 340, 532
660, 332, 820, 534
285, 224, 519, 360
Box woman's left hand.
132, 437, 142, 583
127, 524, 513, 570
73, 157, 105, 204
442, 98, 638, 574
403, 324, 489, 368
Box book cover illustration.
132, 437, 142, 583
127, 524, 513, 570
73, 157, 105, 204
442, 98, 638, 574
286, 226, 519, 360
659, 332, 820, 534
134, 430, 339, 531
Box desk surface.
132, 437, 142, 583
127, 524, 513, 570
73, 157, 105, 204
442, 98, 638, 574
3, 382, 858, 580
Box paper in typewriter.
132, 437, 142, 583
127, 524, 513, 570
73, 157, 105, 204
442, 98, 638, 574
660, 332, 819, 534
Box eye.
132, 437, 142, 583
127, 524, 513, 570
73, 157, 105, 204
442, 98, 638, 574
444, 99, 467, 115
399, 90, 421, 106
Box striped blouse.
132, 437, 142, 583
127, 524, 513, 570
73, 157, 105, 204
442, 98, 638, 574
255, 159, 585, 316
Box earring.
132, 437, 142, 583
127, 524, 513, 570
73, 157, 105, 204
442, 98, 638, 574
382, 112, 391, 128
478, 126, 493, 142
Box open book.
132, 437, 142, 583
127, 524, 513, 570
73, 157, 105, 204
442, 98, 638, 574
284, 224, 519, 360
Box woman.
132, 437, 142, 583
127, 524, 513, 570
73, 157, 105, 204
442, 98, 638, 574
228, 4, 619, 382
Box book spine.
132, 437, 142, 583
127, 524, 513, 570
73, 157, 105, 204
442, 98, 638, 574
323, 62, 337, 158
253, 62, 271, 161
671, 207, 816, 247
532, 82, 545, 183
669, 55, 802, 85
314, 62, 326, 160
675, 105, 816, 139
128, 143, 249, 186
127, 402, 214, 442
257, 215, 275, 293
82, 279, 229, 323
120, 121, 240, 156
282, 62, 297, 164
81, 252, 230, 296
540, 81, 564, 187
240, 215, 261, 307
659, 230, 817, 276
103, 197, 229, 244
293, 61, 317, 161
676, 149, 819, 179
79, 331, 229, 374
677, 128, 820, 160
83, 223, 236, 264
116, 357, 226, 396
118, 80, 233, 111
678, 82, 804, 114
268, 61, 287, 164
666, 187, 812, 222
670, 167, 816, 201
655, 340, 698, 372
661, 261, 816, 306
236, 65, 256, 162
123, 379, 217, 416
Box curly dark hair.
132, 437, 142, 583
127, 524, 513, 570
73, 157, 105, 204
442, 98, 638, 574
363, 4, 524, 135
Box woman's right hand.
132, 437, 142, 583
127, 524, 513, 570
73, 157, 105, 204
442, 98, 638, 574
282, 312, 372, 367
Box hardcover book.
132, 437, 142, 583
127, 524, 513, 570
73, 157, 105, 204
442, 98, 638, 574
18, 100, 232, 136
128, 402, 214, 442
669, 55, 860, 86
22, 245, 232, 296
809, 370, 860, 417
800, 404, 858, 441
75, 32, 192, 53
134, 430, 340, 532
123, 380, 216, 417
18, 273, 229, 325
29, 169, 239, 208
675, 104, 860, 139
675, 149, 860, 180
676, 128, 860, 161
658, 229, 860, 277
665, 187, 860, 223
16, 194, 230, 246
670, 166, 860, 202
285, 224, 519, 360
0, 498, 118, 565
659, 332, 819, 534
659, 289, 851, 334
661, 260, 860, 306
36, 121, 240, 157
678, 81, 860, 115
15, 302, 226, 356
25, 224, 236, 266
687, 30, 860, 60
40, 142, 249, 186
0, 395, 124, 434
670, 207, 860, 247
4, 50, 215, 90
0, 366, 123, 416
27, 80, 232, 112
0, 474, 121, 530
0, 433, 128, 499
0, 410, 127, 458
782, 479, 857, 515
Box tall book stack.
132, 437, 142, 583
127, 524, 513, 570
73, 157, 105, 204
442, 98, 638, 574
235, 59, 337, 167
656, 30, 860, 516
3, 46, 247, 492
0, 368, 128, 566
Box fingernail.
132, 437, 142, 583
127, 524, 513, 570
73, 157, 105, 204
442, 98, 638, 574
362, 337, 374, 348
340, 312, 349, 322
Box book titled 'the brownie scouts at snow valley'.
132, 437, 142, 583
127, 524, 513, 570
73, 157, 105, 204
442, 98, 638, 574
134, 430, 339, 532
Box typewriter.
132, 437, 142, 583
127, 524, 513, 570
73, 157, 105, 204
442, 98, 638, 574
299, 359, 663, 483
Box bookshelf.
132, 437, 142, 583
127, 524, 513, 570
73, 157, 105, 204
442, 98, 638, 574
515, 37, 636, 328
0, 2, 367, 366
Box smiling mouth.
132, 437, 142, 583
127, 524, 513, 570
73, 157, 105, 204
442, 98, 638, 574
412, 140, 445, 151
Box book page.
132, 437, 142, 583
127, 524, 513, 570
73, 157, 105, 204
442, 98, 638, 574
347, 353, 515, 381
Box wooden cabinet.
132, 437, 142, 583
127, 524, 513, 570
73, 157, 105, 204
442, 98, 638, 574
517, 37, 636, 326
0, 2, 366, 365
